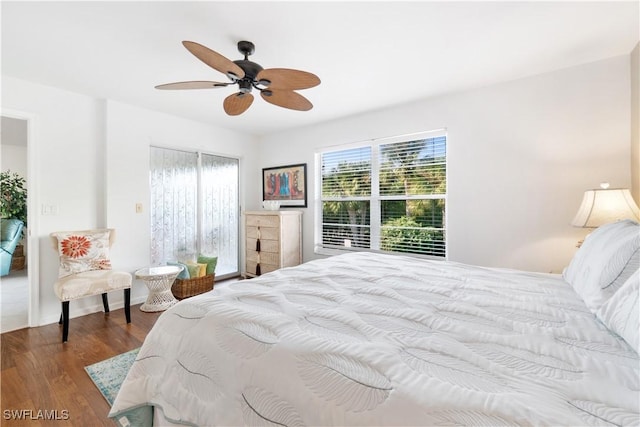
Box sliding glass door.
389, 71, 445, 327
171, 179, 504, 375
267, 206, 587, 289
150, 147, 239, 277
200, 153, 239, 276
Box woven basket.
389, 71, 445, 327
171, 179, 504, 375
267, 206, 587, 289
10, 256, 25, 271
171, 274, 215, 300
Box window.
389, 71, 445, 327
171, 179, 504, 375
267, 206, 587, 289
150, 147, 239, 277
317, 130, 446, 258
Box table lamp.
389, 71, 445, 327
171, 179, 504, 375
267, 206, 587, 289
571, 183, 640, 246
572, 183, 640, 227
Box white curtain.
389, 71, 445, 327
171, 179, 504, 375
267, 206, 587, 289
149, 147, 239, 276
150, 147, 198, 265
200, 153, 239, 275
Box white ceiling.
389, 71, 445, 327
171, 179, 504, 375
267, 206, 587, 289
2, 1, 638, 137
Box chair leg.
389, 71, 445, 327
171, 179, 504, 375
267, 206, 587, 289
61, 301, 69, 343
102, 293, 109, 313
124, 288, 131, 324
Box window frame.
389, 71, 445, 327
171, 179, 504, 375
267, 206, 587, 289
314, 129, 447, 260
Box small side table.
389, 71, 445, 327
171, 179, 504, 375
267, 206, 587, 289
135, 265, 183, 312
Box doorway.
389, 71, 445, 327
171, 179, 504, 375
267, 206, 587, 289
1, 113, 37, 333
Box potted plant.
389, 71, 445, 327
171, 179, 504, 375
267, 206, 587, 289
1, 170, 27, 271
0, 170, 27, 227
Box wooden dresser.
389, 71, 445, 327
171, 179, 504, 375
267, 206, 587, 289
244, 210, 302, 278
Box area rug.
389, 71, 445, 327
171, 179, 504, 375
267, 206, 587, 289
85, 347, 139, 406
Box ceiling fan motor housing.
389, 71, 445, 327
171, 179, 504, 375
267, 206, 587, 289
233, 58, 264, 93
233, 60, 263, 81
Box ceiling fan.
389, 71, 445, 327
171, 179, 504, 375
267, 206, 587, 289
155, 40, 321, 116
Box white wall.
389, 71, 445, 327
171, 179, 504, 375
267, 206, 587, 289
631, 43, 639, 205
3, 77, 106, 327
257, 55, 632, 274
2, 76, 257, 326
1, 145, 27, 178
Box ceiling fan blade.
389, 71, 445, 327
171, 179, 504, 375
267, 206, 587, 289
223, 92, 254, 116
260, 90, 313, 111
257, 68, 320, 90
182, 41, 245, 80
155, 81, 232, 90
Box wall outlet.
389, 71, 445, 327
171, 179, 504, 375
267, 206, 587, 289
135, 203, 143, 213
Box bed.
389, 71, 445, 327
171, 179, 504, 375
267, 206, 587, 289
109, 220, 640, 426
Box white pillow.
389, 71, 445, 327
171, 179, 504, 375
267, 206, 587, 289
55, 230, 112, 278
563, 220, 640, 311
596, 269, 639, 354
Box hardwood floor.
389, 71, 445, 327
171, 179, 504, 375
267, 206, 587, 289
1, 304, 162, 426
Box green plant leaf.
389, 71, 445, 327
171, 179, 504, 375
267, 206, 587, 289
0, 170, 27, 228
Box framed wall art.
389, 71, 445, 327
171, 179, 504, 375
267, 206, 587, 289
262, 163, 307, 208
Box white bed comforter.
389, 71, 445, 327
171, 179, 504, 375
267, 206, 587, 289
109, 252, 640, 426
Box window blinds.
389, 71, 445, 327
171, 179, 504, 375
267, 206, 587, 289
319, 132, 446, 258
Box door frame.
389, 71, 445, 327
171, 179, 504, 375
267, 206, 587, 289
2, 108, 40, 327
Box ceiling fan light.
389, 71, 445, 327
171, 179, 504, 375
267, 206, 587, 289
262, 90, 273, 97
257, 79, 271, 86
238, 79, 252, 94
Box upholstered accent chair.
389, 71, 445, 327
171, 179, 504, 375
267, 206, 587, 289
50, 229, 132, 342
1, 219, 24, 276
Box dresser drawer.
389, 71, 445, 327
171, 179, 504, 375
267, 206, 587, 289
246, 215, 280, 228
246, 250, 281, 265
246, 260, 278, 276
247, 238, 280, 253
246, 226, 279, 240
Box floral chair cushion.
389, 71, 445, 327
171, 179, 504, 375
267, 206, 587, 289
54, 230, 112, 278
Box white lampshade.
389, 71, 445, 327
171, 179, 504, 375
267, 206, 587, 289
572, 186, 640, 227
